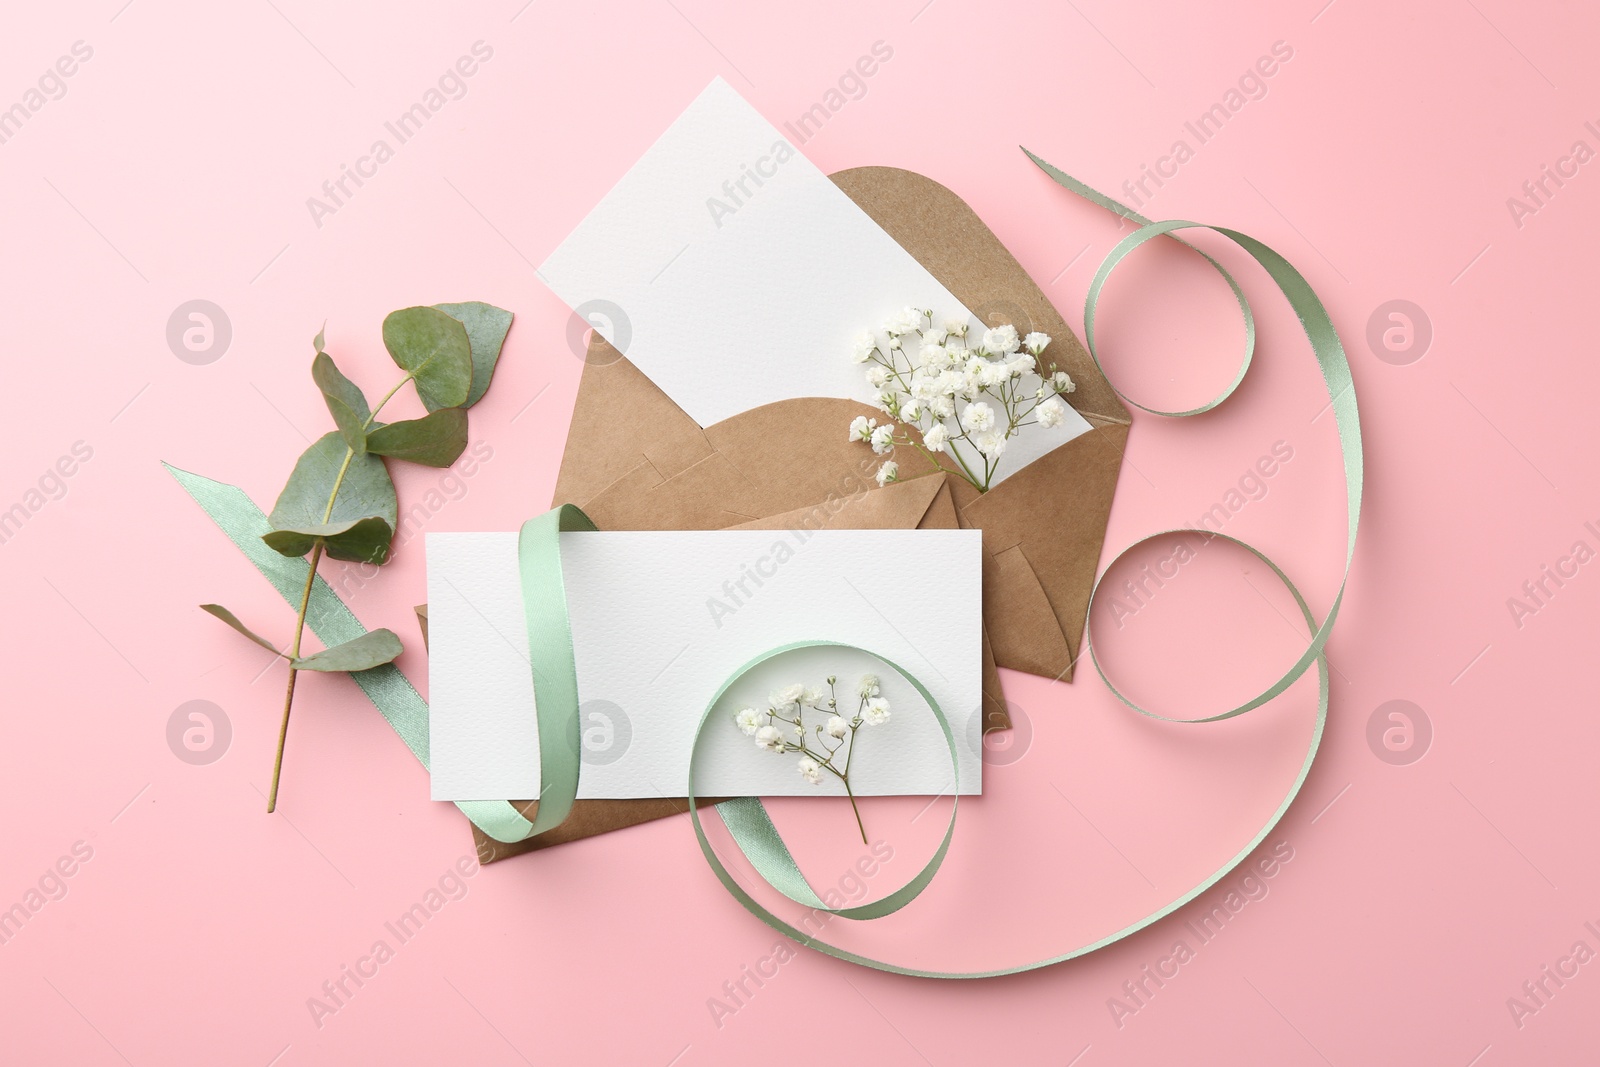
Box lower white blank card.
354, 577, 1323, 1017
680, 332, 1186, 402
426, 529, 983, 802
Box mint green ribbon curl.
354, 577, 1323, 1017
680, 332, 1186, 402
689, 642, 960, 922
1023, 148, 1362, 723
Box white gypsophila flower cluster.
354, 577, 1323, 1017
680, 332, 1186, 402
846, 307, 1077, 492
731, 672, 892, 842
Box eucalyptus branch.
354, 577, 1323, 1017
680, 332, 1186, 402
202, 303, 513, 813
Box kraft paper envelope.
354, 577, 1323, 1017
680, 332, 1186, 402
556, 165, 1130, 696
456, 168, 1127, 860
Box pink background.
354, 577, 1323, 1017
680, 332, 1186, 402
2, 0, 1595, 1062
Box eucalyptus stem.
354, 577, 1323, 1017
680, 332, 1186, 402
266, 372, 408, 813
267, 540, 322, 813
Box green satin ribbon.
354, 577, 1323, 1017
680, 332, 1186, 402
513, 504, 595, 838
688, 643, 960, 922
1025, 148, 1363, 725
165, 462, 535, 844
169, 153, 1361, 978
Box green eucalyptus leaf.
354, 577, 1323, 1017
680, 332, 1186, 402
312, 352, 371, 454
382, 306, 472, 409
200, 604, 282, 655
265, 432, 398, 563
262, 516, 394, 564
291, 628, 403, 672
365, 408, 467, 467
432, 302, 513, 410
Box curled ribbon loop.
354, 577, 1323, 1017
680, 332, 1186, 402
1027, 148, 1363, 726
688, 642, 960, 923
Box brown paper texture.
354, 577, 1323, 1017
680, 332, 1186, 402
458, 166, 1126, 859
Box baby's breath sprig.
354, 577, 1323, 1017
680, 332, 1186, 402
847, 307, 1076, 492
733, 673, 891, 843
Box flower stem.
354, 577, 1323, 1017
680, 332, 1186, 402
268, 539, 322, 813
840, 772, 868, 845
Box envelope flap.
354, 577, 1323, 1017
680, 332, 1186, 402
829, 166, 1130, 429
962, 422, 1130, 678
725, 471, 949, 534
552, 339, 716, 508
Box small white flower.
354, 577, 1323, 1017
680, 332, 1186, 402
865, 365, 890, 389
930, 396, 955, 419
772, 683, 806, 709
917, 343, 945, 369
876, 391, 897, 415
792, 724, 805, 739
802, 688, 825, 708
825, 715, 848, 739
870, 423, 897, 455
1007, 353, 1036, 377
851, 330, 877, 363
734, 707, 764, 736
1023, 331, 1052, 355
887, 334, 902, 350
910, 374, 941, 402
977, 361, 1007, 388
863, 697, 891, 726
797, 756, 822, 785
900, 398, 922, 423
973, 430, 1008, 458
1036, 396, 1066, 428
858, 674, 881, 698
1051, 370, 1077, 394
961, 402, 995, 433
849, 415, 875, 442
923, 423, 950, 452
944, 317, 969, 336
884, 306, 922, 335
923, 324, 948, 344
936, 369, 965, 397
876, 460, 898, 486
755, 725, 786, 752
981, 324, 1020, 355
